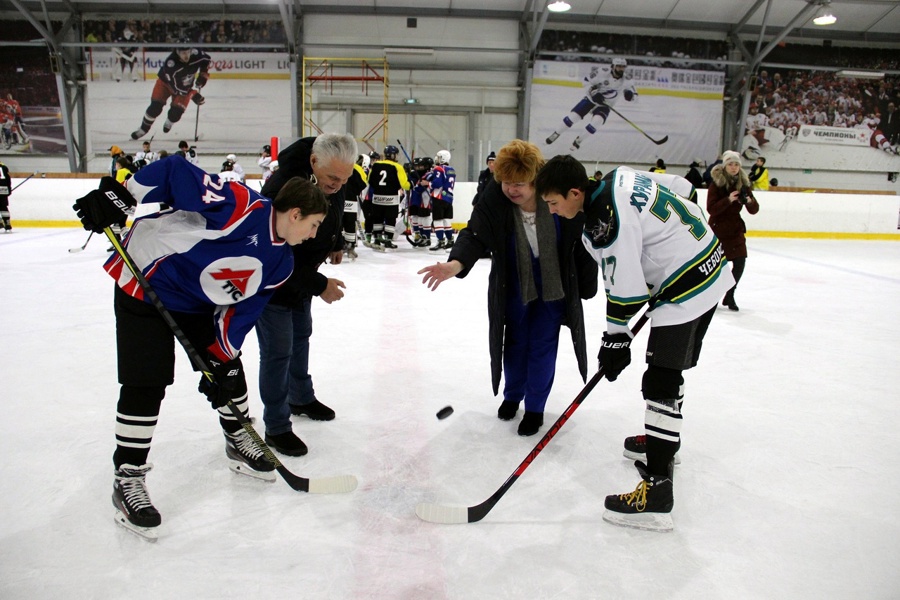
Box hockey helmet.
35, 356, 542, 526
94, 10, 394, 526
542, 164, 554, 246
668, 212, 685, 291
420, 156, 434, 170
262, 144, 271, 154
434, 150, 451, 165
384, 145, 399, 159
612, 57, 627, 67
369, 151, 381, 161
358, 154, 371, 170
222, 160, 234, 171
226, 153, 237, 162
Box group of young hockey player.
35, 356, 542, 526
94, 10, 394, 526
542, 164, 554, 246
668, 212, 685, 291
343, 145, 457, 257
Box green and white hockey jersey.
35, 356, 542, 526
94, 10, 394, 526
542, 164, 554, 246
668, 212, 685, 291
583, 166, 734, 334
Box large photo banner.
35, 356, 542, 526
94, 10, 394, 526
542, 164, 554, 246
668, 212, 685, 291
87, 50, 292, 157
530, 59, 724, 164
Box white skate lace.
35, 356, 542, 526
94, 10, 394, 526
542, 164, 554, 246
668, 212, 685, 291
231, 430, 265, 460
617, 479, 649, 512
117, 465, 154, 511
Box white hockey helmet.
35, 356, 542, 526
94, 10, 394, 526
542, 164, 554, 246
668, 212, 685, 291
358, 154, 371, 170
226, 153, 237, 162
434, 150, 451, 165
612, 58, 627, 67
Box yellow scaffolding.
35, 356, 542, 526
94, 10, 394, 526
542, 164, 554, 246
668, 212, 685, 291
301, 57, 389, 150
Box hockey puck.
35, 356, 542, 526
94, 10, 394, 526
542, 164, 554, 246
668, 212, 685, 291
436, 406, 454, 420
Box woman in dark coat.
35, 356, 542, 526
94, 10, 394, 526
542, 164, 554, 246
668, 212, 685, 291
706, 150, 760, 311
418, 140, 598, 436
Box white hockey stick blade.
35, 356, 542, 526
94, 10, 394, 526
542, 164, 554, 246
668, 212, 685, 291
307, 475, 359, 494
68, 247, 85, 253
415, 502, 469, 524
601, 509, 673, 533
114, 511, 159, 541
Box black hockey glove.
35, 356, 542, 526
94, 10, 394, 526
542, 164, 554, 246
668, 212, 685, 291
198, 353, 243, 409
599, 332, 632, 382
191, 92, 205, 105
72, 176, 136, 233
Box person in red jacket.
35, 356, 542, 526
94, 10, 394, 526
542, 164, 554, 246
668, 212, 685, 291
705, 150, 760, 311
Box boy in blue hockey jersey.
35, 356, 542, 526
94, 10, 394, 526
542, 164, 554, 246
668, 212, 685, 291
73, 155, 329, 540
536, 156, 733, 533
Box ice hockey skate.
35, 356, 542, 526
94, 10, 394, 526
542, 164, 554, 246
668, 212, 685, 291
380, 238, 398, 251
224, 430, 277, 482
429, 239, 447, 252
623, 434, 681, 465
343, 242, 358, 260
130, 128, 147, 140
570, 136, 582, 151
602, 462, 674, 532
112, 463, 161, 541
545, 131, 560, 145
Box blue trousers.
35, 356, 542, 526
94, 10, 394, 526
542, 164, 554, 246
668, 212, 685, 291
502, 298, 565, 414
254, 300, 316, 435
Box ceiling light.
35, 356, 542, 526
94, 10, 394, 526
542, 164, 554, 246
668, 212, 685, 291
836, 70, 884, 80
547, 1, 571, 13
813, 3, 836, 26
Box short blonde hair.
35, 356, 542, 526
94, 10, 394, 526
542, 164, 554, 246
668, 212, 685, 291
493, 139, 545, 184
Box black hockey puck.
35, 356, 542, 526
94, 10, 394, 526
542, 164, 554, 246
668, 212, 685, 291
436, 406, 454, 420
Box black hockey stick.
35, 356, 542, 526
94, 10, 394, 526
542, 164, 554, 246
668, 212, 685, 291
11, 171, 43, 192
193, 102, 200, 142
607, 105, 668, 145
69, 231, 93, 253
416, 311, 650, 524
101, 227, 358, 494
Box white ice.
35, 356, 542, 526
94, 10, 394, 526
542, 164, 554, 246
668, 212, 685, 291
1, 229, 898, 599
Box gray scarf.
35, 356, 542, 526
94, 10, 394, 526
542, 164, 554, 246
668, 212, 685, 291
512, 200, 564, 305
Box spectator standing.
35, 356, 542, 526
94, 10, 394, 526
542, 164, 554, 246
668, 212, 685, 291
748, 157, 769, 191
706, 150, 760, 311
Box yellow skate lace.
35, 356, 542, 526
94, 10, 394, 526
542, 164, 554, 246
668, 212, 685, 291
618, 479, 649, 512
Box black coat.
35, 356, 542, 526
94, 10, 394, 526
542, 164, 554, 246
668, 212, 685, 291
261, 137, 345, 306
448, 179, 598, 395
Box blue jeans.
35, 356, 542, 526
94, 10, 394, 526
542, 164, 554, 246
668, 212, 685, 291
254, 300, 316, 435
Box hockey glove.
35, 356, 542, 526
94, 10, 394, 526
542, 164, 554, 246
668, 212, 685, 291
198, 353, 244, 409
191, 92, 205, 106
624, 88, 637, 102
599, 332, 632, 382
72, 176, 136, 233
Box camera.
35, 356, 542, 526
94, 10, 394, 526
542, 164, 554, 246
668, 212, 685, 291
738, 186, 750, 204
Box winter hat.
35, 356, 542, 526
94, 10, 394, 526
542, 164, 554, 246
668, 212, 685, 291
109, 145, 123, 156
721, 150, 742, 166
486, 151, 496, 163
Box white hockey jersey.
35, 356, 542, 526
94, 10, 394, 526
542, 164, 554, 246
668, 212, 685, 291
582, 65, 636, 107
583, 167, 734, 334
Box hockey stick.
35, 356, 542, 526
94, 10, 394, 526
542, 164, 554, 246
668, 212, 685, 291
193, 102, 200, 143
416, 311, 650, 524
11, 171, 43, 192
69, 231, 94, 253
101, 227, 358, 494
607, 105, 668, 145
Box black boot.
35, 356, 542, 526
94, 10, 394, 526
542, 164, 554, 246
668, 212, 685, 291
517, 411, 543, 436
497, 400, 518, 421
722, 291, 739, 311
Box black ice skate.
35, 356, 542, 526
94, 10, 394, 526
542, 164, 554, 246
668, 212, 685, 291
623, 434, 681, 465
602, 461, 674, 532
429, 239, 447, 252
113, 463, 161, 541
380, 238, 398, 251
225, 430, 277, 482
545, 131, 560, 145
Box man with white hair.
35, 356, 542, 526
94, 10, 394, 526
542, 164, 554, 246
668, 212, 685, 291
255, 133, 358, 456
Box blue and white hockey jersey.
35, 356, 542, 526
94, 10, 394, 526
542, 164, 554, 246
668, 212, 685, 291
427, 165, 456, 204
583, 167, 734, 334
104, 156, 293, 361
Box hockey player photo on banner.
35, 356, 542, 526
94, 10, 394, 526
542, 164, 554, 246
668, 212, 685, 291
531, 59, 724, 164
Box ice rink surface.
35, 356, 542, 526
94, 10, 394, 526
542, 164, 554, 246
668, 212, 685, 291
1, 228, 898, 599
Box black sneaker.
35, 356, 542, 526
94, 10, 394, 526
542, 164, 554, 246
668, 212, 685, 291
225, 430, 276, 481
290, 399, 336, 421
497, 400, 518, 421
517, 411, 543, 436
602, 462, 674, 532
265, 430, 308, 457
113, 463, 161, 530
